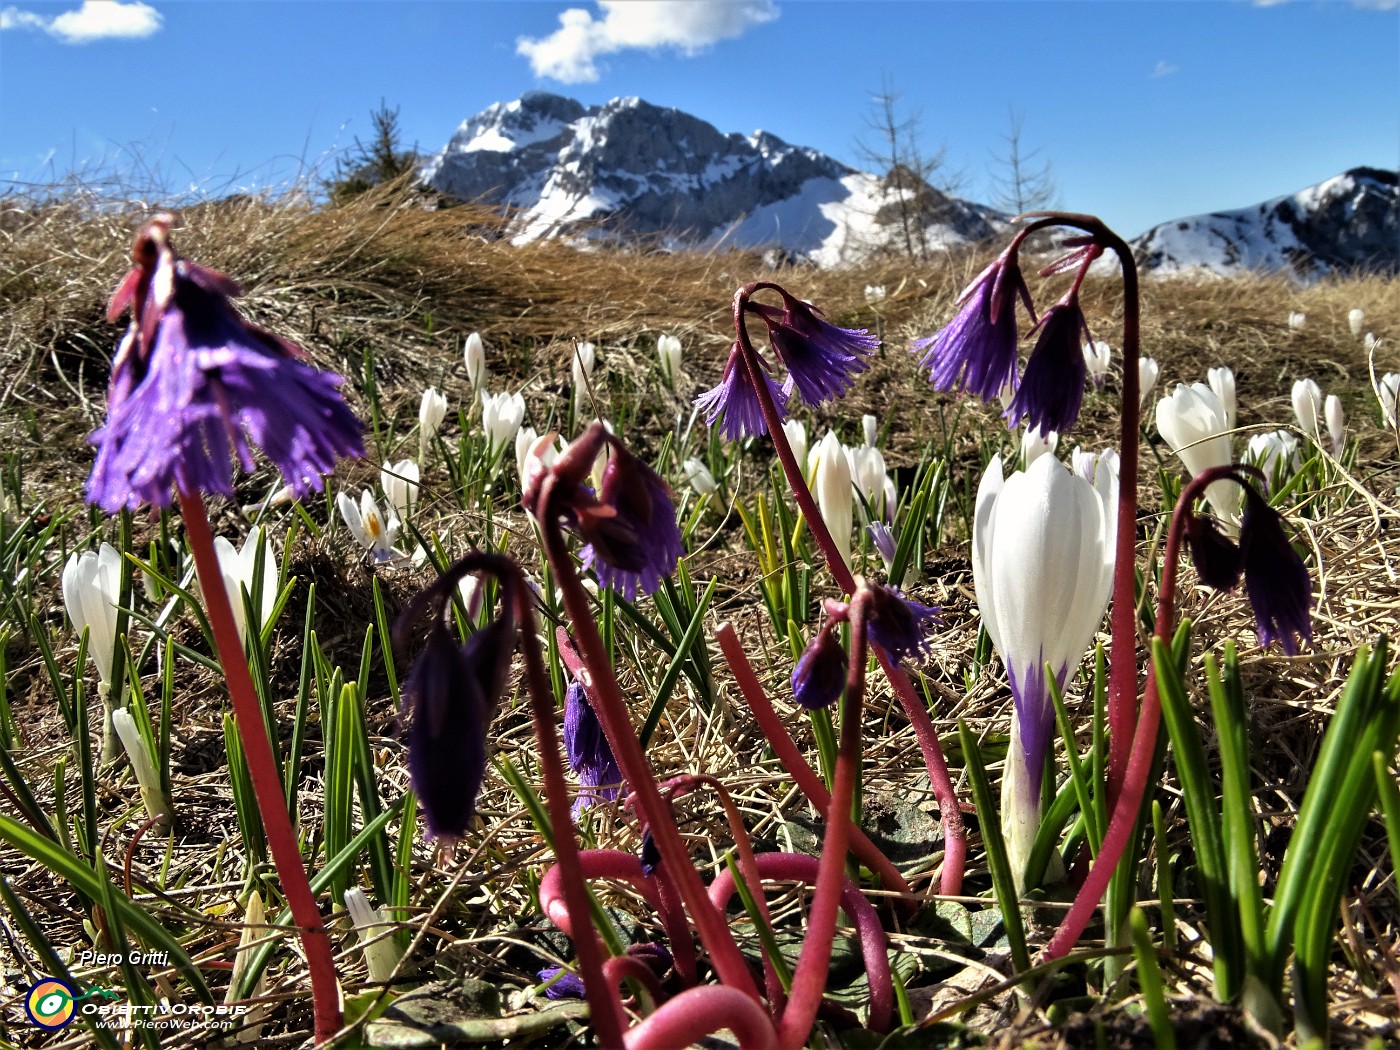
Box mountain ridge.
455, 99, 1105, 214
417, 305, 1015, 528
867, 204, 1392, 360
419, 93, 1396, 278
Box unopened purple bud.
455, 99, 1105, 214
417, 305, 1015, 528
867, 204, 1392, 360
1184, 513, 1242, 591
1004, 301, 1090, 437
867, 521, 897, 568
791, 624, 848, 710
865, 585, 940, 663
404, 616, 513, 843
537, 967, 587, 1000
639, 828, 661, 876
1240, 488, 1312, 655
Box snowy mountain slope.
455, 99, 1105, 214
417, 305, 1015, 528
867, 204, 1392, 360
421, 95, 1395, 276
1130, 167, 1398, 278
420, 92, 1003, 265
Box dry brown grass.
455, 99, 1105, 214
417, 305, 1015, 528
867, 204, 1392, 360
2, 182, 1399, 1046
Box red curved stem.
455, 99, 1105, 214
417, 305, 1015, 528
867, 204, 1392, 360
1041, 466, 1234, 959
713, 621, 914, 905
537, 486, 760, 1000
733, 289, 966, 895
178, 491, 341, 1044
658, 774, 784, 1009
708, 852, 893, 1034
512, 578, 629, 1046
623, 985, 780, 1050
776, 593, 866, 1049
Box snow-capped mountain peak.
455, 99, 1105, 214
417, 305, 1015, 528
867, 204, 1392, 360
420, 93, 1002, 265
1130, 167, 1398, 278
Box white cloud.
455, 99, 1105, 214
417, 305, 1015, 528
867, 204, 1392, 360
1150, 59, 1178, 78
1, 1, 161, 43
517, 0, 778, 83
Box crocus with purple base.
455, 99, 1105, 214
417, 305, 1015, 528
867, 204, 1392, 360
89, 215, 363, 512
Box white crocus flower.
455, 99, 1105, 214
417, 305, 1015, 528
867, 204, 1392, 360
337, 491, 402, 563
682, 457, 718, 497
862, 414, 878, 448
481, 391, 526, 455
657, 334, 683, 391
1207, 366, 1237, 432
1325, 395, 1345, 457
1082, 340, 1112, 389
1288, 311, 1306, 331
463, 332, 488, 390
848, 442, 888, 518
380, 459, 420, 522
418, 387, 448, 460
974, 454, 1115, 892
782, 419, 808, 477
1348, 309, 1365, 338
112, 707, 171, 833
1377, 372, 1400, 429
1137, 357, 1160, 409
1156, 382, 1240, 525
344, 888, 403, 984
1291, 378, 1323, 441
812, 431, 853, 571
213, 527, 280, 647
1020, 428, 1058, 468
62, 543, 124, 687
1365, 333, 1381, 355
572, 341, 597, 413
863, 284, 887, 304
1245, 430, 1301, 489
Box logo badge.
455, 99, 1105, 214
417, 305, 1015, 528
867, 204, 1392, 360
25, 979, 77, 1029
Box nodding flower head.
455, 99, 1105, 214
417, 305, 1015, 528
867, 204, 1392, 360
1184, 512, 1243, 591
398, 563, 517, 844
694, 342, 787, 440
864, 583, 941, 664
1004, 299, 1091, 437
563, 679, 622, 814
791, 622, 848, 710
748, 290, 877, 407
1239, 485, 1312, 656
911, 252, 1033, 402
1178, 469, 1312, 656
89, 215, 364, 511
523, 423, 682, 600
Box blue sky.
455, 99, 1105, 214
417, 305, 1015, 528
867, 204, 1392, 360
1, 0, 1395, 239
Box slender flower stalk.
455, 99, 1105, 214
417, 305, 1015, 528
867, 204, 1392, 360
713, 622, 912, 901
1012, 211, 1145, 809
728, 290, 968, 895
526, 439, 761, 1001
181, 492, 341, 1041
776, 589, 868, 1049
1043, 463, 1312, 959
90, 216, 363, 1042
